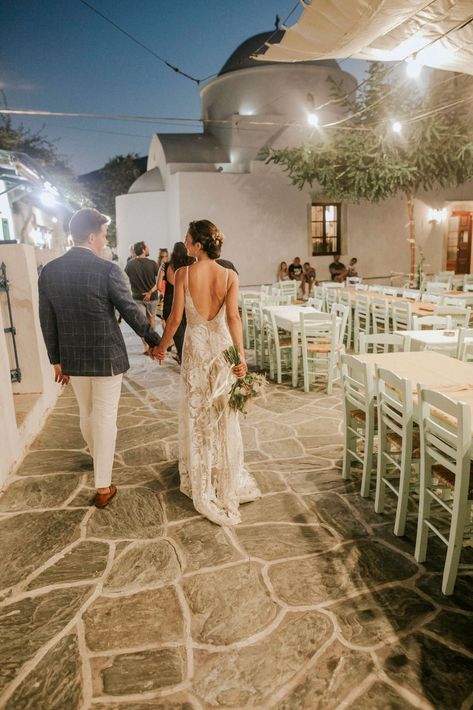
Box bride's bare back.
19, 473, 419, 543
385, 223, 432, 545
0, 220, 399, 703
187, 260, 232, 321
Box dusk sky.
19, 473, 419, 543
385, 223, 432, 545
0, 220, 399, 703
2, 1, 364, 175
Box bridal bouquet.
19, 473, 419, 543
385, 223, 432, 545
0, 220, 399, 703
222, 344, 266, 415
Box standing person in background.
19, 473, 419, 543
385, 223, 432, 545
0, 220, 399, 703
277, 261, 290, 281
38, 208, 161, 509
157, 241, 194, 363
127, 244, 135, 262
124, 241, 160, 352
288, 257, 303, 281
157, 248, 169, 271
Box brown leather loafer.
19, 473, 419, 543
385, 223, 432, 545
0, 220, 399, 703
94, 484, 117, 508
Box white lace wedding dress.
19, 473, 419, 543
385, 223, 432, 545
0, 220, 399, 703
178, 267, 261, 525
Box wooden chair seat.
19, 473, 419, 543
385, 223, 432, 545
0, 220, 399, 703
306, 342, 343, 353
432, 463, 473, 497
386, 430, 421, 456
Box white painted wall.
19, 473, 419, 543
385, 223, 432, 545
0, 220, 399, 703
0, 244, 60, 487
116, 191, 169, 266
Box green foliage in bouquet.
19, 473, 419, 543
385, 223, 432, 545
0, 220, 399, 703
222, 345, 266, 415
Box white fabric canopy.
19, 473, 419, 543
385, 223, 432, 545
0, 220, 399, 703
257, 0, 473, 75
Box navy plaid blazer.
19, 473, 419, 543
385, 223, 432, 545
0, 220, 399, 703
38, 247, 161, 376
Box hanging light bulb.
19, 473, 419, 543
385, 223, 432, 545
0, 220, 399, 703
392, 121, 402, 134
307, 112, 319, 127
406, 55, 422, 78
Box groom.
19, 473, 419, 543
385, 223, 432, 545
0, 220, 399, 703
38, 208, 161, 507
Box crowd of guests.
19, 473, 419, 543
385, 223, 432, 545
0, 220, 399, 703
277, 255, 359, 296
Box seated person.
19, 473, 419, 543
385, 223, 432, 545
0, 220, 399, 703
288, 257, 303, 281
347, 257, 358, 278
301, 261, 317, 298
329, 254, 346, 282
277, 261, 290, 281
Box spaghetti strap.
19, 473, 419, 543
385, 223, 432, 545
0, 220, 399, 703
225, 267, 229, 295
186, 265, 189, 291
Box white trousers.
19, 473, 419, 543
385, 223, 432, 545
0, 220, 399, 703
70, 374, 123, 488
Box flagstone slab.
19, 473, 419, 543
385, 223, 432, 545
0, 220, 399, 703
250, 469, 287, 494
287, 469, 357, 495
93, 647, 186, 696
256, 421, 295, 441
5, 632, 82, 710
162, 489, 200, 522
278, 641, 373, 710
268, 540, 417, 606
104, 540, 180, 592
115, 421, 176, 452
331, 587, 435, 647
0, 586, 92, 692
244, 450, 269, 463
240, 425, 258, 449
83, 587, 183, 651
17, 450, 93, 477
239, 492, 317, 525
154, 461, 180, 489
193, 610, 332, 707
303, 493, 370, 539
415, 573, 473, 612
0, 474, 79, 512
86, 487, 164, 540
27, 541, 109, 590
236, 523, 337, 561
182, 562, 277, 645
31, 422, 86, 451
378, 632, 473, 709
121, 441, 168, 466
255, 394, 306, 414
248, 456, 336, 475
0, 510, 84, 589
350, 681, 416, 709
93, 698, 194, 710
259, 437, 305, 459
294, 418, 341, 436
424, 609, 473, 655
169, 518, 241, 572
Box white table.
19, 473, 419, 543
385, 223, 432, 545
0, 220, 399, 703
395, 329, 459, 354
264, 305, 328, 387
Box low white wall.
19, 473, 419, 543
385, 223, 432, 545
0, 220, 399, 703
0, 244, 60, 488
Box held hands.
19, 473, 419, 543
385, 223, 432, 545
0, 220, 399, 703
148, 345, 166, 363
142, 290, 152, 302
54, 364, 70, 386
232, 360, 247, 379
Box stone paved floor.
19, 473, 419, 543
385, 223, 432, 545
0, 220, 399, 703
1, 328, 473, 709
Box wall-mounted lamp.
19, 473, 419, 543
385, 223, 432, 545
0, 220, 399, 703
428, 208, 445, 225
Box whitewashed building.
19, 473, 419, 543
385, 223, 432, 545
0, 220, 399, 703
117, 30, 473, 284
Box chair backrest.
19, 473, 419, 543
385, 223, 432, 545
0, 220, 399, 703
331, 302, 350, 346
338, 289, 352, 308
275, 280, 298, 299
354, 293, 370, 317
260, 294, 281, 307
401, 289, 421, 300
359, 333, 404, 354
463, 283, 473, 292
463, 274, 473, 288
433, 273, 454, 288
371, 297, 389, 334
434, 304, 470, 328
340, 353, 375, 414
367, 284, 383, 292
456, 327, 473, 360
417, 385, 471, 480
421, 292, 443, 305
376, 366, 414, 437
382, 287, 398, 296
391, 301, 412, 330
307, 297, 324, 310
324, 286, 341, 309
251, 303, 264, 332
411, 315, 453, 330
260, 284, 271, 295
299, 311, 339, 347
426, 281, 450, 294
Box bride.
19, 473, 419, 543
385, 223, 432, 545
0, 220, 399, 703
155, 220, 261, 525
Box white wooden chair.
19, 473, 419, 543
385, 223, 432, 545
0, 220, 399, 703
354, 294, 371, 353
368, 284, 383, 293
401, 289, 421, 300
375, 366, 420, 536
411, 315, 453, 330
415, 386, 473, 595
371, 297, 390, 337
382, 286, 398, 296
299, 311, 341, 394
338, 289, 353, 346
391, 301, 413, 331
421, 293, 444, 305
359, 333, 405, 354
307, 297, 324, 310
433, 272, 454, 288
264, 308, 292, 383
341, 353, 376, 497
274, 280, 298, 301
324, 285, 341, 311
426, 281, 450, 294
457, 328, 473, 360
434, 305, 471, 328
331, 302, 350, 348
241, 294, 259, 348
462, 274, 473, 290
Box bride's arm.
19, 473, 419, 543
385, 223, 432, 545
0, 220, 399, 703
225, 271, 247, 377
154, 268, 185, 359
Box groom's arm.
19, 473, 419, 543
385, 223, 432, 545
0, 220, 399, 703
107, 264, 161, 346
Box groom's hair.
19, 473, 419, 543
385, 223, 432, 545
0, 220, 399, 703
134, 241, 147, 256
69, 208, 109, 243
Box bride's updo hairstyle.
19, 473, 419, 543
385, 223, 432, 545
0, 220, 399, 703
188, 220, 224, 259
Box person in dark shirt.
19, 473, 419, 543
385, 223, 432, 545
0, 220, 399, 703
124, 241, 160, 343
288, 257, 303, 281
329, 254, 347, 282
157, 241, 194, 363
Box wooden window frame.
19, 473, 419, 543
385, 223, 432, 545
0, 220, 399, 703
310, 202, 341, 256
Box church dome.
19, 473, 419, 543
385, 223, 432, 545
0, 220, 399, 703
218, 31, 341, 76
